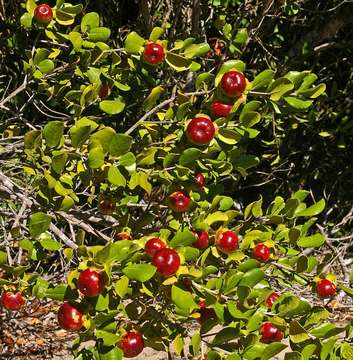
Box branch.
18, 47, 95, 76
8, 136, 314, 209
0, 76, 28, 109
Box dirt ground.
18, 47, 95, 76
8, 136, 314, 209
1, 299, 352, 359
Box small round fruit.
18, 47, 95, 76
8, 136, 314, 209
169, 191, 191, 212
145, 238, 166, 257
221, 71, 246, 97
78, 268, 105, 297
316, 279, 336, 298
193, 230, 209, 250
253, 243, 271, 262
116, 232, 132, 240
120, 330, 144, 358
186, 117, 216, 145
216, 230, 239, 254
195, 173, 205, 188
57, 303, 84, 331
143, 42, 165, 65
210, 100, 233, 118
260, 322, 284, 343
98, 197, 116, 215
34, 4, 53, 24
198, 299, 207, 309
1, 291, 25, 311
265, 292, 280, 308
99, 84, 111, 99
152, 248, 180, 277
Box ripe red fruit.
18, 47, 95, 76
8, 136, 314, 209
260, 322, 284, 343
253, 243, 271, 262
143, 42, 165, 65
210, 100, 233, 118
316, 279, 336, 298
198, 299, 207, 309
169, 191, 191, 212
195, 173, 205, 188
119, 330, 144, 358
186, 117, 216, 145
34, 4, 53, 24
216, 230, 239, 254
152, 248, 180, 277
57, 303, 84, 331
193, 230, 209, 250
98, 197, 116, 215
265, 292, 280, 308
1, 291, 25, 311
145, 238, 166, 257
221, 71, 246, 97
78, 268, 105, 297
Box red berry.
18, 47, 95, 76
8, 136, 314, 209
169, 191, 191, 212
186, 117, 215, 145
210, 100, 233, 118
198, 299, 207, 309
57, 303, 84, 331
253, 243, 271, 262
221, 71, 246, 97
145, 238, 166, 257
193, 230, 209, 250
99, 84, 111, 99
116, 232, 132, 240
216, 230, 239, 254
265, 292, 280, 308
316, 279, 336, 298
120, 330, 144, 358
1, 291, 25, 311
260, 322, 284, 343
34, 4, 53, 24
152, 248, 180, 277
195, 173, 205, 188
98, 197, 116, 215
78, 268, 105, 297
143, 42, 165, 65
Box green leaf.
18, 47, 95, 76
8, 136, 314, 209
169, 229, 196, 248
251, 69, 275, 90
171, 285, 197, 312
81, 12, 100, 32
43, 121, 64, 148
96, 331, 120, 347
143, 86, 164, 111
114, 276, 129, 298
88, 27, 111, 42
88, 146, 104, 168
297, 83, 326, 98
99, 100, 125, 115
179, 148, 202, 166
128, 172, 152, 194
261, 343, 287, 360
96, 344, 123, 360
39, 233, 62, 251
191, 333, 201, 356
173, 334, 184, 355
124, 31, 145, 54
234, 28, 248, 44
123, 264, 156, 282
196, 72, 214, 89
289, 320, 310, 343
44, 285, 76, 301
218, 128, 241, 145
284, 96, 313, 109
215, 60, 246, 86
244, 197, 263, 219
149, 27, 164, 41
70, 125, 91, 148
205, 211, 229, 226
52, 152, 68, 174
20, 13, 33, 28
310, 323, 346, 338
107, 165, 126, 187
296, 199, 325, 217
239, 268, 264, 287
297, 233, 325, 248
240, 111, 261, 128
165, 52, 193, 71
95, 241, 132, 264
0, 251, 7, 265
268, 77, 294, 101
109, 134, 132, 157
29, 212, 51, 238
37, 59, 54, 74
213, 327, 238, 345
183, 42, 211, 58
